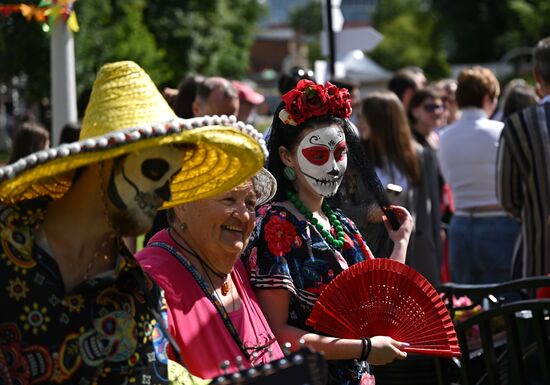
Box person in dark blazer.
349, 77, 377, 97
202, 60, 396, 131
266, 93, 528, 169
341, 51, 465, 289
497, 37, 550, 278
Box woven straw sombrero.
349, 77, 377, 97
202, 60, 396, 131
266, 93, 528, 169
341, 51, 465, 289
0, 61, 267, 208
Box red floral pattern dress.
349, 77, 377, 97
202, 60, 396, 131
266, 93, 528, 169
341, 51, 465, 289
242, 203, 374, 385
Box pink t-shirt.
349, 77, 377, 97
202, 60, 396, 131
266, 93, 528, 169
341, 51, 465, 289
136, 229, 283, 379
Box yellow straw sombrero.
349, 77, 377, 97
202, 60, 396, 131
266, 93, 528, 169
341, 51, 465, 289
0, 61, 267, 208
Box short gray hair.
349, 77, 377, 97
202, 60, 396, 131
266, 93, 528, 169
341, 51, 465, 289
195, 77, 238, 104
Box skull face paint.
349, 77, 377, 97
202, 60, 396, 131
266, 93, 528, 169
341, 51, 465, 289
108, 146, 183, 233
296, 124, 347, 197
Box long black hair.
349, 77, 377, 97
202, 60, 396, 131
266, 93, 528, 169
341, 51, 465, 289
267, 101, 400, 232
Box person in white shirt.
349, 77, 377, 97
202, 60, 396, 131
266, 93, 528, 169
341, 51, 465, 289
438, 66, 519, 284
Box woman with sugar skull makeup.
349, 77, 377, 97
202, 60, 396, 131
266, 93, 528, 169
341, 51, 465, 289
242, 80, 414, 385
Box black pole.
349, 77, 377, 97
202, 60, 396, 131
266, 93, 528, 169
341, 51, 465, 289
325, 0, 336, 81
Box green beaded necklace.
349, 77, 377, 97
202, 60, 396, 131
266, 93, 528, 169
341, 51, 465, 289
287, 191, 346, 249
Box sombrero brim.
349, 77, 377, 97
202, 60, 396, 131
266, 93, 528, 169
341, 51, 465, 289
0, 116, 267, 208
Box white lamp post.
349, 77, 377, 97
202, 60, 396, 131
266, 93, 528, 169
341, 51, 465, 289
50, 18, 77, 145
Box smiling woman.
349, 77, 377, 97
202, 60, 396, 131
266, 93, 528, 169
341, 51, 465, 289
242, 80, 415, 385
135, 168, 283, 379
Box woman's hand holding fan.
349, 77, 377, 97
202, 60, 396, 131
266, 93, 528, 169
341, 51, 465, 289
368, 336, 408, 364
306, 259, 461, 359
382, 205, 413, 264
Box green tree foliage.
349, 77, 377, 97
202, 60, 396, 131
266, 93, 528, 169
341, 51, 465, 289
0, 0, 264, 106
432, 0, 550, 63
508, 0, 550, 42
369, 0, 450, 79
289, 0, 323, 36
74, 0, 169, 96
431, 0, 514, 62
144, 0, 265, 84
0, 0, 49, 102
288, 0, 323, 65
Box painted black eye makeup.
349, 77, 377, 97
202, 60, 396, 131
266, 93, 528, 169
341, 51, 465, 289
141, 158, 169, 181
171, 167, 182, 179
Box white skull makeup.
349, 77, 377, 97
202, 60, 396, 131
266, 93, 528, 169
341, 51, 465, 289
296, 124, 347, 197
108, 146, 183, 230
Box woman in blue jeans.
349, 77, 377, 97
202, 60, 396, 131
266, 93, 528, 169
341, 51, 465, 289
449, 215, 519, 283
438, 66, 520, 284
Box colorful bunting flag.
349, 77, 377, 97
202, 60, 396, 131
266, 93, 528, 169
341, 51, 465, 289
0, 0, 79, 32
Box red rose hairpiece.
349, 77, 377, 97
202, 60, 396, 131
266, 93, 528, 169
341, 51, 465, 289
279, 80, 352, 126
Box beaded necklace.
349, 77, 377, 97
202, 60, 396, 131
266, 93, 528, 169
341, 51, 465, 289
168, 228, 232, 296
150, 240, 277, 363
287, 191, 345, 249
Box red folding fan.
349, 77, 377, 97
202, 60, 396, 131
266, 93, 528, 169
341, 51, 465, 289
306, 258, 461, 358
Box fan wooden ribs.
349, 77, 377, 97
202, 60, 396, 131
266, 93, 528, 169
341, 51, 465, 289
306, 259, 461, 358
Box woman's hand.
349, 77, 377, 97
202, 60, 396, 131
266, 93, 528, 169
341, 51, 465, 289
367, 336, 408, 365
383, 205, 413, 264
256, 289, 395, 361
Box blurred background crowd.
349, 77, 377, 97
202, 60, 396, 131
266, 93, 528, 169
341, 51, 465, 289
1, 0, 549, 286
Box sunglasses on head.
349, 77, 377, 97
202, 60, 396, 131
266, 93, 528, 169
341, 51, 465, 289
422, 103, 445, 112
291, 68, 314, 79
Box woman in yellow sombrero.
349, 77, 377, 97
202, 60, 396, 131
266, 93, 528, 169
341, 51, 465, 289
0, 61, 266, 385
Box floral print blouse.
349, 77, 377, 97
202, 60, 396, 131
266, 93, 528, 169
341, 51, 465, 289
0, 202, 171, 385
242, 203, 374, 385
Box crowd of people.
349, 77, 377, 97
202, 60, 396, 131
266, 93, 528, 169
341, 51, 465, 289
0, 34, 549, 385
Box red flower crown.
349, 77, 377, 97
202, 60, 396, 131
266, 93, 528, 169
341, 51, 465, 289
279, 79, 352, 126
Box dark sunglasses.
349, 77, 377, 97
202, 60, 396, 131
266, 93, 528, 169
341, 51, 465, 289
422, 103, 445, 112
291, 68, 314, 79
